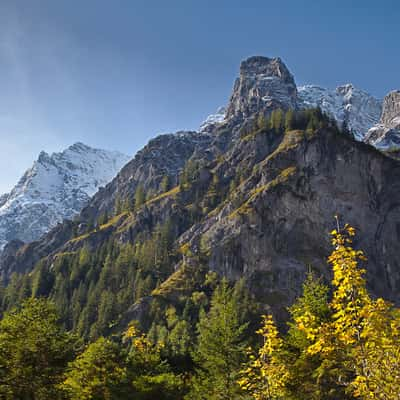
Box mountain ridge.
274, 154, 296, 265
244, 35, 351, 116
0, 143, 130, 251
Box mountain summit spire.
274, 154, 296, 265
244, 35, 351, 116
226, 56, 298, 120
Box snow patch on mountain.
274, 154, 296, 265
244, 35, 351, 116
200, 107, 226, 132
0, 143, 130, 250
298, 84, 382, 140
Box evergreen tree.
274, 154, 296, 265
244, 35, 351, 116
160, 175, 171, 192
32, 260, 54, 298
0, 298, 76, 399
62, 337, 129, 400
285, 273, 340, 400
114, 196, 123, 215
270, 109, 284, 133
188, 279, 249, 400
134, 184, 146, 211
284, 109, 295, 131
286, 271, 330, 349
125, 326, 185, 400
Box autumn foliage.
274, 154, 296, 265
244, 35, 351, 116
239, 222, 400, 400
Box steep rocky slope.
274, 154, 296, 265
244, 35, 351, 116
226, 56, 298, 121
365, 90, 400, 149
0, 143, 129, 250
176, 128, 400, 306
1, 56, 400, 332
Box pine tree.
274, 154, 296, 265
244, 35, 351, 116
124, 325, 185, 400
160, 175, 171, 193
284, 109, 295, 131
134, 184, 146, 211
62, 337, 128, 400
286, 271, 330, 349
0, 298, 76, 399
270, 109, 284, 133
188, 279, 249, 400
31, 260, 54, 298
285, 273, 339, 400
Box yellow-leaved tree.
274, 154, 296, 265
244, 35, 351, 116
240, 219, 400, 400
298, 220, 400, 400
238, 314, 290, 400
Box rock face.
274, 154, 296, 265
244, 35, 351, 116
79, 132, 213, 225
0, 143, 129, 250
226, 56, 298, 120
298, 84, 382, 140
365, 91, 400, 149
381, 91, 400, 127
178, 129, 400, 308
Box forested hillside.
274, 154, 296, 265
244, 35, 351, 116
0, 224, 398, 399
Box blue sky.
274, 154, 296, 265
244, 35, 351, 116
0, 0, 399, 193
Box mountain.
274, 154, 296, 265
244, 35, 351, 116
226, 56, 298, 121
365, 90, 400, 149
298, 84, 382, 140
1, 56, 400, 337
0, 143, 130, 251
200, 57, 383, 142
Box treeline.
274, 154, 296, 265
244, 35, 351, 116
0, 224, 399, 399
240, 107, 343, 140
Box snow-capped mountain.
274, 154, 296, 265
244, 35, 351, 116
0, 143, 130, 250
298, 84, 382, 140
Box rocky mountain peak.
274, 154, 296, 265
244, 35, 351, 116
239, 56, 293, 81
365, 90, 400, 149
221, 56, 382, 142
0, 143, 130, 250
381, 90, 400, 128
226, 56, 297, 120
37, 150, 52, 164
